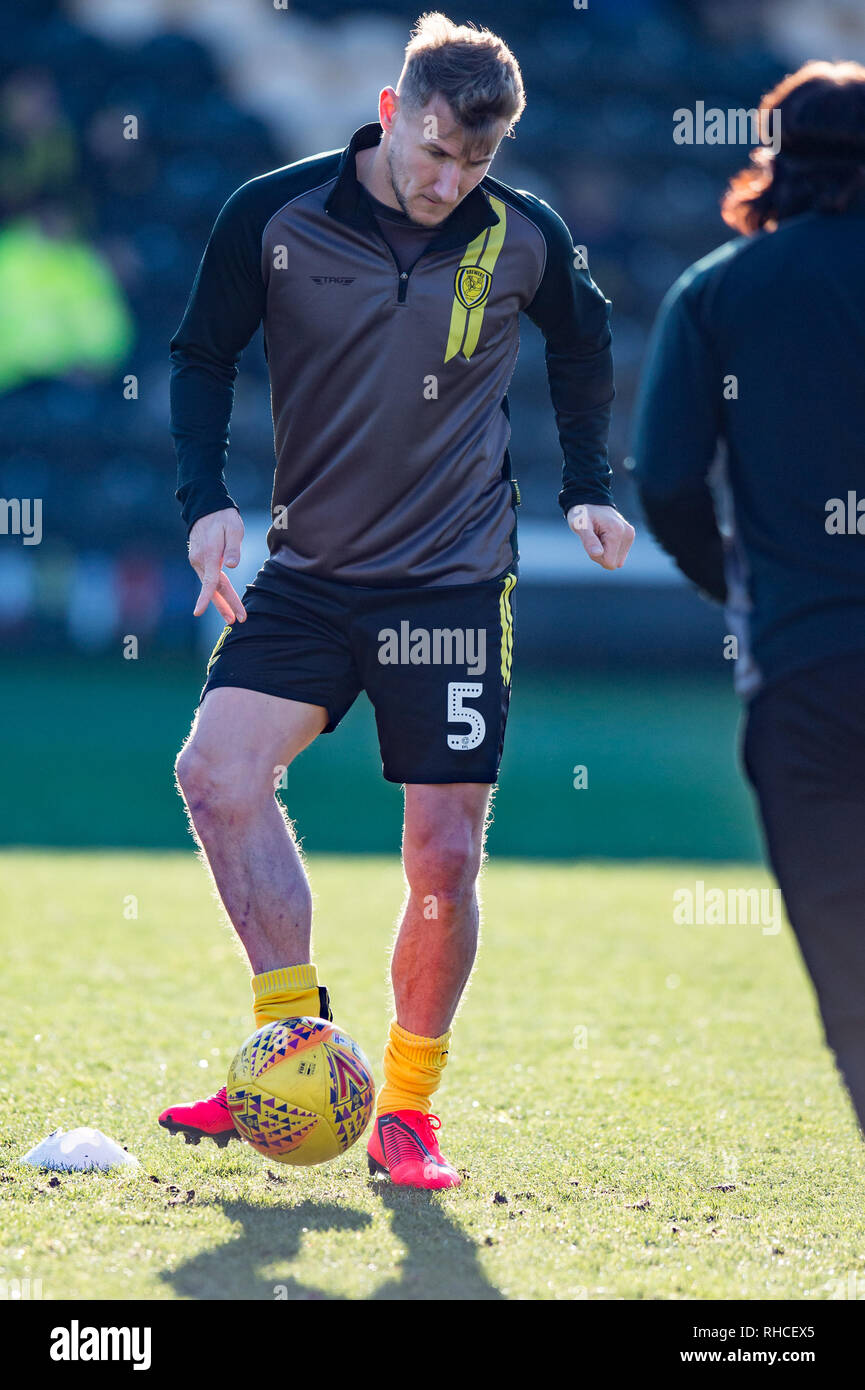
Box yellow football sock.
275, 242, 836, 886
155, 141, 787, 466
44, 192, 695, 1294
251, 964, 330, 1029
376, 1021, 451, 1116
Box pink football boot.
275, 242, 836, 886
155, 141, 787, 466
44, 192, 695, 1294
158, 1085, 239, 1148
367, 1111, 461, 1189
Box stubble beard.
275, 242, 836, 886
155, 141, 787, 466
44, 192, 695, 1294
386, 145, 426, 224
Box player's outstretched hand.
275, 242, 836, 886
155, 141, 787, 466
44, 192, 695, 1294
187, 508, 247, 623
567, 503, 635, 571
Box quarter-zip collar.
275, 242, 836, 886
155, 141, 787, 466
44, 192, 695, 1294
325, 121, 500, 254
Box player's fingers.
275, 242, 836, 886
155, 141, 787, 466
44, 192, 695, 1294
598, 519, 634, 570
615, 522, 636, 568
193, 556, 222, 617
567, 505, 603, 561
217, 571, 247, 622
223, 541, 242, 569
588, 524, 620, 569
608, 520, 634, 569
211, 588, 236, 623
576, 520, 606, 563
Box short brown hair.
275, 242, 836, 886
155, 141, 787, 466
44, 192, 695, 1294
722, 60, 865, 235
396, 11, 525, 155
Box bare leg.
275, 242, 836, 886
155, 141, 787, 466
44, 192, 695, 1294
390, 783, 492, 1037
174, 688, 327, 974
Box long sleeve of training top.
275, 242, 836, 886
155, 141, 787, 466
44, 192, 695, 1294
521, 200, 615, 515
170, 184, 269, 533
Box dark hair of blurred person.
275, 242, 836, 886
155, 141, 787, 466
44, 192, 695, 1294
722, 60, 865, 233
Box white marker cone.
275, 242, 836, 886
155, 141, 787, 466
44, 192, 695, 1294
20, 1127, 139, 1171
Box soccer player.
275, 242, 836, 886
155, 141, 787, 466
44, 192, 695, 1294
160, 12, 634, 1187
632, 62, 865, 1134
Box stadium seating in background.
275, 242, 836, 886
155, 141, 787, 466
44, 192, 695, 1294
1, 0, 796, 659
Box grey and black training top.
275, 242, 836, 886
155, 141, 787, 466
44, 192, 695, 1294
170, 121, 615, 587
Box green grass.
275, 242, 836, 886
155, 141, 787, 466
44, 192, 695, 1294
1, 849, 862, 1302
0, 658, 761, 860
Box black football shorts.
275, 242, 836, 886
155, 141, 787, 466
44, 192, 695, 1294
200, 558, 517, 784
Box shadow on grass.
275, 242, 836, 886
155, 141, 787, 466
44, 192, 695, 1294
160, 1185, 501, 1301
365, 1180, 503, 1301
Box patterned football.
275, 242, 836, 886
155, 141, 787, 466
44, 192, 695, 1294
226, 1017, 375, 1165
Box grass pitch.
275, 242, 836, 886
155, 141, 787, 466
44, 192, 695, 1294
1, 850, 863, 1302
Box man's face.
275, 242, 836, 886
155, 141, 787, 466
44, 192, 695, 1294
384, 94, 506, 226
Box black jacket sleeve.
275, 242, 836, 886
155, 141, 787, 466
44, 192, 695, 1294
631, 271, 727, 602
169, 182, 268, 533
522, 197, 615, 514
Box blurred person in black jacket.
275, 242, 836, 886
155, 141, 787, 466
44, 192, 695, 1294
632, 61, 865, 1134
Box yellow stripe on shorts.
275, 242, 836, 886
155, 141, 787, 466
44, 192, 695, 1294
206, 624, 231, 676
499, 572, 516, 684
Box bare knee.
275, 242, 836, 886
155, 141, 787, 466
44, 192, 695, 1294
403, 820, 484, 910
175, 739, 271, 823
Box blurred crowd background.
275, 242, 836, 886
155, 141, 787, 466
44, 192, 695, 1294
3, 0, 863, 854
